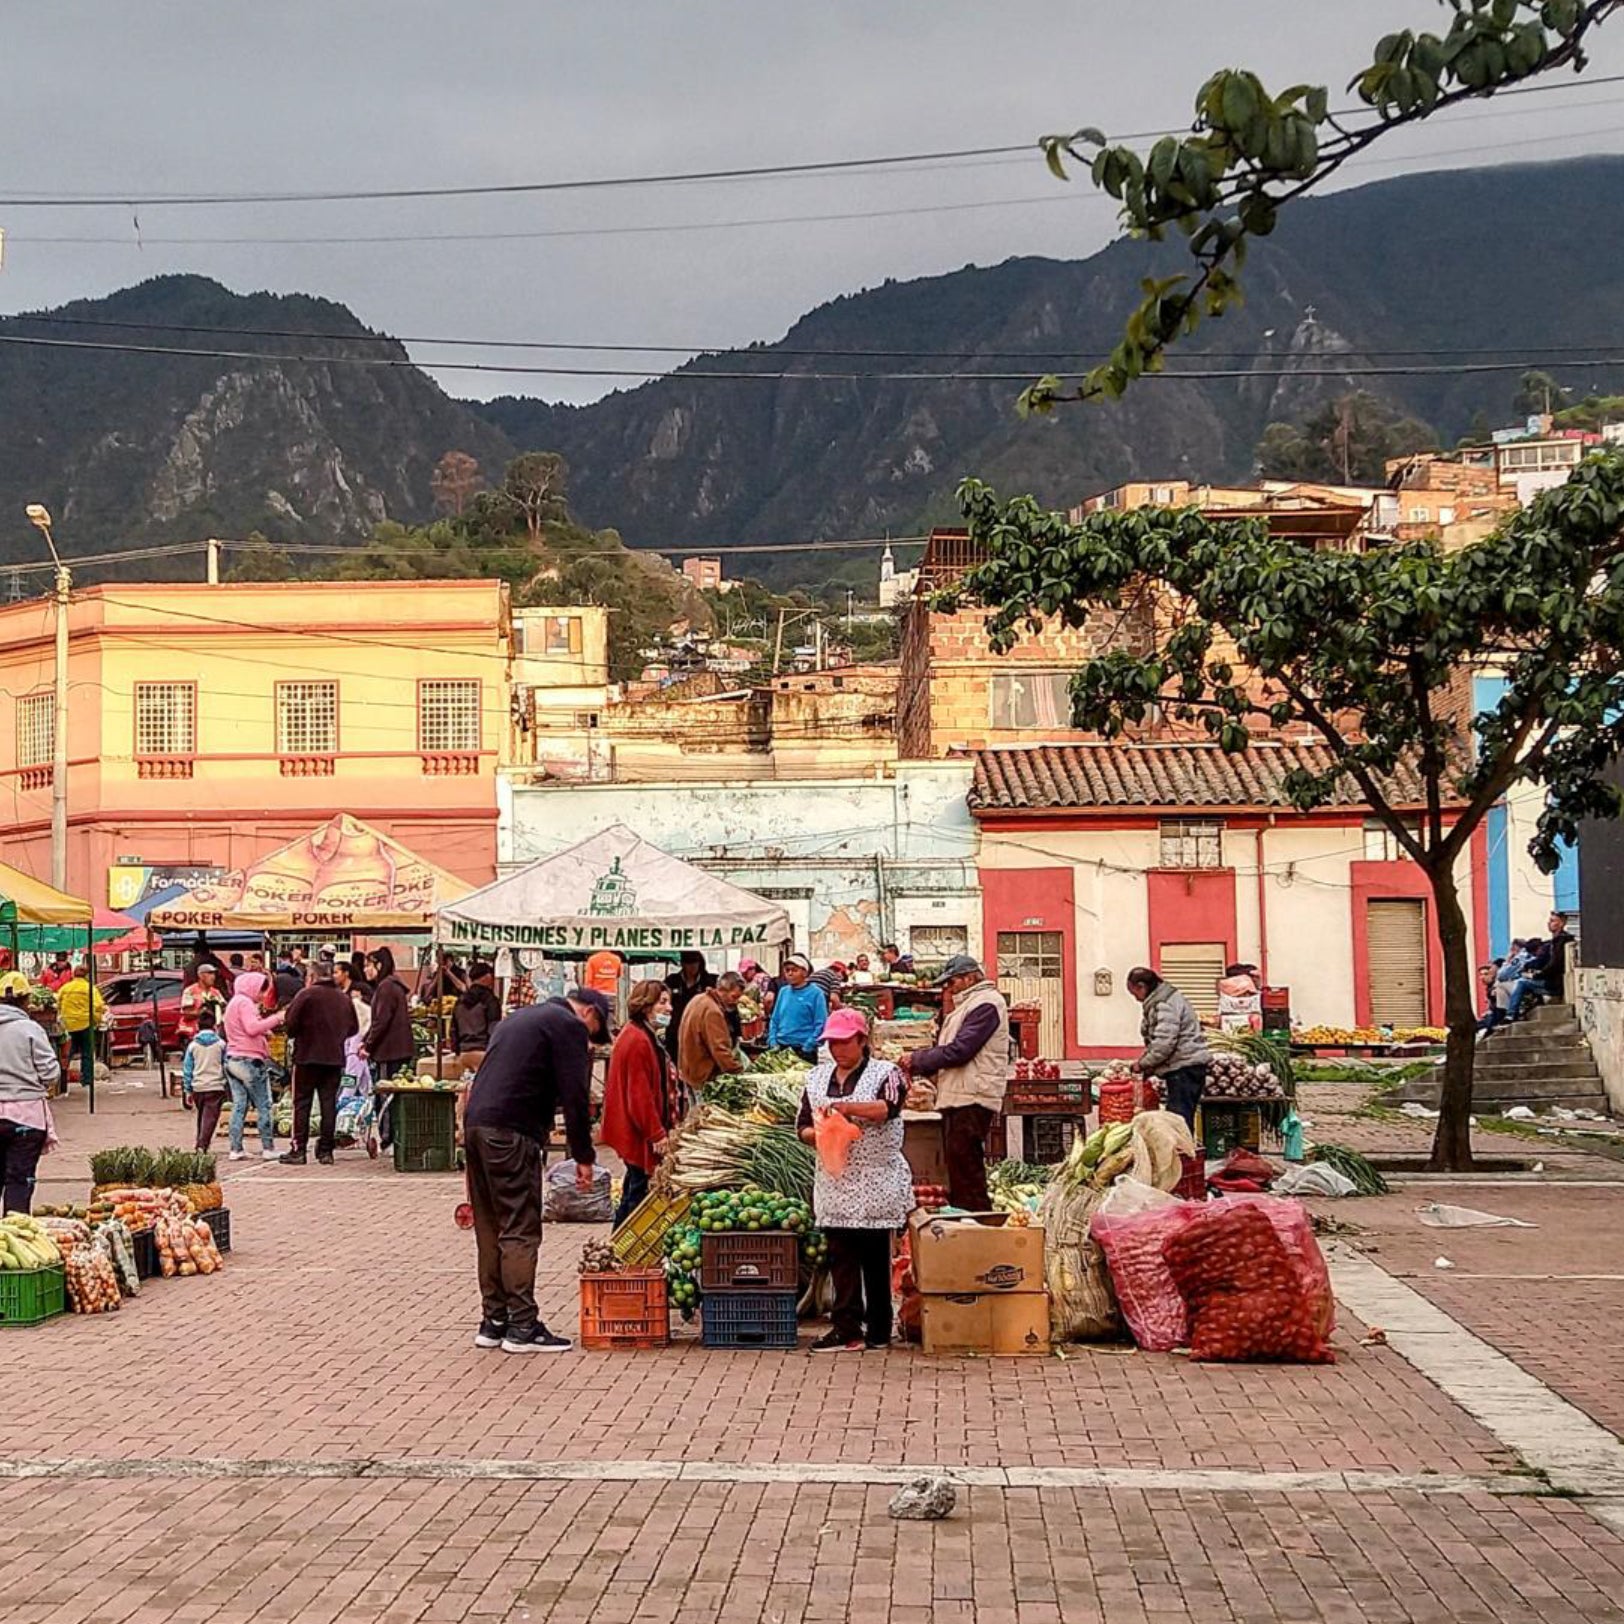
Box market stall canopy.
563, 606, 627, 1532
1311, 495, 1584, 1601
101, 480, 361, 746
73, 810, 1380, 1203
17, 905, 154, 955
148, 814, 473, 931
437, 824, 791, 958
0, 861, 94, 928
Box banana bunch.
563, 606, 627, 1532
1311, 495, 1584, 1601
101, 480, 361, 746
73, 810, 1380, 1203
0, 1213, 63, 1270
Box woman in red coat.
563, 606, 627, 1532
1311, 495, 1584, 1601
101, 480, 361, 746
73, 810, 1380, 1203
602, 980, 675, 1227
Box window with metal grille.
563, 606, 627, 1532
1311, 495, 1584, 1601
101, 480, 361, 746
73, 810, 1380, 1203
134, 682, 196, 756
16, 693, 53, 769
1159, 819, 1223, 869
276, 681, 338, 755
419, 679, 480, 752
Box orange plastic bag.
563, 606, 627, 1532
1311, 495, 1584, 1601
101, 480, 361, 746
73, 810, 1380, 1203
814, 1107, 862, 1176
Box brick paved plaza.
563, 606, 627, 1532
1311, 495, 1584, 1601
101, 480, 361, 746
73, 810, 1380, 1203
5, 1077, 1624, 1623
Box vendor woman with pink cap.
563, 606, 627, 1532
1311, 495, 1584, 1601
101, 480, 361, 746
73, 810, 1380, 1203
796, 1006, 911, 1353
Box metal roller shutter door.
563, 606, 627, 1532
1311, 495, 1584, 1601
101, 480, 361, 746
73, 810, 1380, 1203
1158, 942, 1227, 1019
1366, 899, 1428, 1028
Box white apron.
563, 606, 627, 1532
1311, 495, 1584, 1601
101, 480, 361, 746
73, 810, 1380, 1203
805, 1055, 913, 1231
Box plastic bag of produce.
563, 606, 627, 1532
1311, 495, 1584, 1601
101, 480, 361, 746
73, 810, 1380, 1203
1207, 1147, 1279, 1194
1089, 1183, 1197, 1352
1039, 1181, 1118, 1342
65, 1245, 121, 1314
542, 1159, 614, 1223
1162, 1195, 1335, 1364
813, 1107, 862, 1177
94, 1218, 141, 1297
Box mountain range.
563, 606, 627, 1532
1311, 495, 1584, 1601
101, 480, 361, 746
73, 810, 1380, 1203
4, 155, 1624, 584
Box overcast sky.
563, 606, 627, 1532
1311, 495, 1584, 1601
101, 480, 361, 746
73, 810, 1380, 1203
5, 1, 1624, 403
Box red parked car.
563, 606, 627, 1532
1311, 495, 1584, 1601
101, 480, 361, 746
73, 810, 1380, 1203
103, 971, 184, 1057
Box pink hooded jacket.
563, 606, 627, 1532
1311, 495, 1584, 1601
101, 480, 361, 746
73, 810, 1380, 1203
224, 971, 284, 1060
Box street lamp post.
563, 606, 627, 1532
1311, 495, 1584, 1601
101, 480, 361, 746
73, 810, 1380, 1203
25, 504, 69, 892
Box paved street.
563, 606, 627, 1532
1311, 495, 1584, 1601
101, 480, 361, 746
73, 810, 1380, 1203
6, 1076, 1624, 1622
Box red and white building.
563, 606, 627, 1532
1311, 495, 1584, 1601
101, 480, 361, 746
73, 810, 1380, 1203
970, 742, 1488, 1058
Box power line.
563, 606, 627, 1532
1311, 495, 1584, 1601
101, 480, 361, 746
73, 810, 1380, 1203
19, 311, 1624, 366
1, 68, 1617, 211
6, 326, 1624, 382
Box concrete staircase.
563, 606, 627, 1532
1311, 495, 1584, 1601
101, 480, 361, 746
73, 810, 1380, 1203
1391, 1002, 1613, 1116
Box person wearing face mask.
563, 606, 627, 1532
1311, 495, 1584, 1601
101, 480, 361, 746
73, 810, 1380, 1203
601, 981, 675, 1227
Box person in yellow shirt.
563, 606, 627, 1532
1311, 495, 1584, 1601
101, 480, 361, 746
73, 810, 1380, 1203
56, 964, 106, 1087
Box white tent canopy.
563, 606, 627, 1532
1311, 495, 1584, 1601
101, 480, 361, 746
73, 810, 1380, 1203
435, 824, 791, 959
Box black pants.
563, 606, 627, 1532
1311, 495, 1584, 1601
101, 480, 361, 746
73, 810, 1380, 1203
1163, 1064, 1207, 1128
193, 1092, 225, 1150
827, 1227, 894, 1345
373, 1059, 411, 1148
613, 1164, 650, 1229
0, 1119, 47, 1215
292, 1063, 343, 1155
943, 1104, 994, 1211
465, 1125, 544, 1333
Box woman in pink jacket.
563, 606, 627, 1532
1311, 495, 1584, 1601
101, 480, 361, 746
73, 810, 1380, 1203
223, 971, 285, 1162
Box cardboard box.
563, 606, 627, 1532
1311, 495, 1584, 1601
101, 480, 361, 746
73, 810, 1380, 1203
908, 1211, 1045, 1295
919, 1292, 1051, 1356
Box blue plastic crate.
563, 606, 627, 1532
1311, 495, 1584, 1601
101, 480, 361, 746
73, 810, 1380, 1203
699, 1290, 799, 1349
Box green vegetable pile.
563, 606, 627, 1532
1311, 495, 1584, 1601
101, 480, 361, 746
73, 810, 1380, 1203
1307, 1141, 1389, 1195
662, 1187, 828, 1320
987, 1159, 1051, 1213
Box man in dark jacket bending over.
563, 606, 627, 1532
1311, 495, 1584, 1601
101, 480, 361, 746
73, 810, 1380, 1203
462, 986, 608, 1354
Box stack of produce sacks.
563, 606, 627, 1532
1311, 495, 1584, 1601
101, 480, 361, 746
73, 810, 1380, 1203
1090, 1183, 1336, 1362
1040, 1112, 1194, 1342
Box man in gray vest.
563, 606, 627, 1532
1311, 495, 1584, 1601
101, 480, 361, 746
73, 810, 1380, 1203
901, 954, 1009, 1211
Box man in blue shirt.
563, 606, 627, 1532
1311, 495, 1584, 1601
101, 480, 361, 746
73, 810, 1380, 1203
767, 954, 828, 1061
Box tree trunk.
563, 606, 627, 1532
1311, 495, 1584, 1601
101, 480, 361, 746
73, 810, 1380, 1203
1428, 865, 1478, 1172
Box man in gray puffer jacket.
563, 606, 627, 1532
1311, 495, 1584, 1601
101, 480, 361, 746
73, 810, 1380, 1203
0, 974, 62, 1214
1127, 967, 1210, 1127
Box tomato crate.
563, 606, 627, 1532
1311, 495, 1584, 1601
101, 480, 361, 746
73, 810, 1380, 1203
196, 1207, 232, 1253
610, 1189, 692, 1269
699, 1231, 800, 1292
579, 1270, 670, 1350
1004, 1078, 1088, 1113
390, 1090, 457, 1173
0, 1264, 66, 1328
700, 1290, 800, 1349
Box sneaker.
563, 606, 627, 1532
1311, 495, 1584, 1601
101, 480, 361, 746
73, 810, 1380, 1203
501, 1323, 572, 1354
261, 1148, 280, 1161
315, 1150, 335, 1166
473, 1319, 508, 1350
278, 1149, 307, 1166
809, 1331, 865, 1354
228, 1150, 248, 1162
865, 1336, 892, 1351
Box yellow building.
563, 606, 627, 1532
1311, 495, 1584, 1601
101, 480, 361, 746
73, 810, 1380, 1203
0, 580, 511, 903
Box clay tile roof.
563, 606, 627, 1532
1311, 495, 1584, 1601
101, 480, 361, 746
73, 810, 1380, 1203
968, 742, 1429, 813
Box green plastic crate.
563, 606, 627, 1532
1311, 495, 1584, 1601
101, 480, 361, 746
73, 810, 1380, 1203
0, 1264, 66, 1327
391, 1089, 457, 1173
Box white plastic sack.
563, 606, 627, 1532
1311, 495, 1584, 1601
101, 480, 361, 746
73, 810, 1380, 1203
1415, 1201, 1536, 1229
1095, 1177, 1182, 1221
1274, 1162, 1359, 1199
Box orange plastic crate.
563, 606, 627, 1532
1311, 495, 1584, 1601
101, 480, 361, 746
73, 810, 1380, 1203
579, 1270, 670, 1350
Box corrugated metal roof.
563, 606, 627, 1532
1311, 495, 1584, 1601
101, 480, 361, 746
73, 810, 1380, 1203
968, 743, 1430, 813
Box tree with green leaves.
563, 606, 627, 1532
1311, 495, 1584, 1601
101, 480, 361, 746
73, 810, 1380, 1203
1256, 392, 1436, 484
1030, 2, 1618, 411
1512, 368, 1569, 418
951, 450, 1624, 1170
